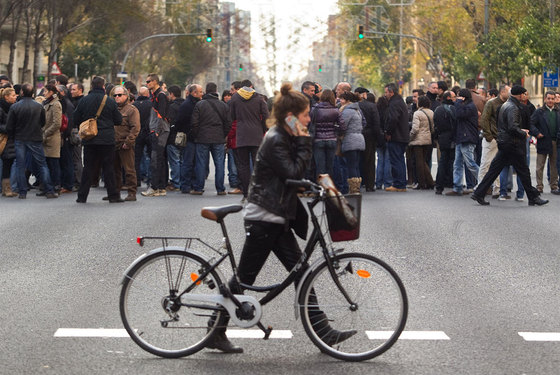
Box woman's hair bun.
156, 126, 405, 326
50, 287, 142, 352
280, 82, 293, 96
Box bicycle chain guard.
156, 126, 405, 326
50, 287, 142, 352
182, 294, 262, 328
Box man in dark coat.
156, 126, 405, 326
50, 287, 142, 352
132, 86, 153, 187
445, 88, 479, 196
530, 90, 560, 194
433, 90, 457, 194
383, 83, 409, 191
190, 82, 231, 195
355, 87, 382, 191
6, 83, 57, 199
73, 76, 123, 203
472, 85, 547, 206
175, 84, 203, 193
228, 79, 269, 199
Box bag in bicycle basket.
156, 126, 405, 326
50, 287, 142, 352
325, 193, 361, 242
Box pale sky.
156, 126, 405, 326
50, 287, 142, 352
227, 0, 340, 93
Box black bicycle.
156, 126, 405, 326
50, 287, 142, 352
119, 179, 408, 362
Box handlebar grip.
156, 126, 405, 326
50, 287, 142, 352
285, 179, 310, 188
285, 179, 320, 190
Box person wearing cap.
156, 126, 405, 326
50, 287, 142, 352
471, 85, 548, 206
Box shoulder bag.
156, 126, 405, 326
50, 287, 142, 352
420, 109, 437, 148
0, 133, 7, 155
79, 95, 107, 140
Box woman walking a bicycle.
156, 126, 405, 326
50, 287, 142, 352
206, 82, 356, 353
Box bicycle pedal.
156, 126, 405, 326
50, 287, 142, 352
257, 323, 273, 340
263, 326, 273, 340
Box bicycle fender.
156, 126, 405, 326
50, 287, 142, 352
120, 247, 225, 285
182, 294, 262, 329
293, 257, 327, 321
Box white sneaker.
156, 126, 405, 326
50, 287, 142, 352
498, 195, 507, 201
515, 197, 524, 202
141, 187, 158, 197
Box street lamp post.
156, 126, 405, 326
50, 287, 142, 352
120, 32, 206, 75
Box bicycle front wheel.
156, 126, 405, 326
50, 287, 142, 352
120, 250, 225, 358
298, 253, 407, 361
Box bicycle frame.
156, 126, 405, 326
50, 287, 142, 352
130, 191, 358, 336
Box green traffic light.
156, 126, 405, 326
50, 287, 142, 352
358, 34, 364, 39
206, 37, 212, 42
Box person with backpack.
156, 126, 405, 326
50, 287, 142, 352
142, 73, 169, 197
433, 90, 457, 194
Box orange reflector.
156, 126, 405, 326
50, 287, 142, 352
190, 273, 201, 285
356, 270, 371, 278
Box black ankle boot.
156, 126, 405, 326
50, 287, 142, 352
310, 313, 357, 346
206, 331, 243, 353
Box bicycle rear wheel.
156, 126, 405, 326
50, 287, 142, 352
120, 250, 224, 358
298, 253, 407, 361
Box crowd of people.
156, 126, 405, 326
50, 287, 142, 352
0, 72, 555, 206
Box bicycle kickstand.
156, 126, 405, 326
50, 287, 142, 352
257, 322, 273, 340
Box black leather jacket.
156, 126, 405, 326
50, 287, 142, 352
5, 97, 46, 142
497, 96, 528, 148
248, 125, 312, 238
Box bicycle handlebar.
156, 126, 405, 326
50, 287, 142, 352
285, 179, 321, 190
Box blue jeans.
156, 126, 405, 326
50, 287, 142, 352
14, 140, 54, 195
500, 138, 530, 198
180, 141, 196, 192
332, 155, 348, 194
227, 148, 240, 189
453, 143, 479, 193
344, 150, 361, 178
313, 140, 336, 177
166, 144, 184, 189
387, 141, 407, 189
376, 146, 393, 189
193, 143, 225, 193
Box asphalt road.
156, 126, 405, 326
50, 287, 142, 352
1, 172, 559, 375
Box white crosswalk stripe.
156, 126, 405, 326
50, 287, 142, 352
518, 332, 560, 342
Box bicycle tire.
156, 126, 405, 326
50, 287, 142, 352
298, 252, 408, 361
120, 250, 225, 358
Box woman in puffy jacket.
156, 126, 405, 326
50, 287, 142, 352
0, 87, 18, 197
339, 91, 365, 194
409, 95, 435, 189
310, 89, 345, 179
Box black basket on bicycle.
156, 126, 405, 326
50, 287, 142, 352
324, 193, 361, 242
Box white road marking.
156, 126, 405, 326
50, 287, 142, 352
226, 329, 293, 339
54, 328, 131, 338
366, 331, 450, 340
518, 332, 560, 341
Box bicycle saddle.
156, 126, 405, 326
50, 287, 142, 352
201, 204, 243, 222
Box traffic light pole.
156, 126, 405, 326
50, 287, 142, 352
120, 32, 206, 74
